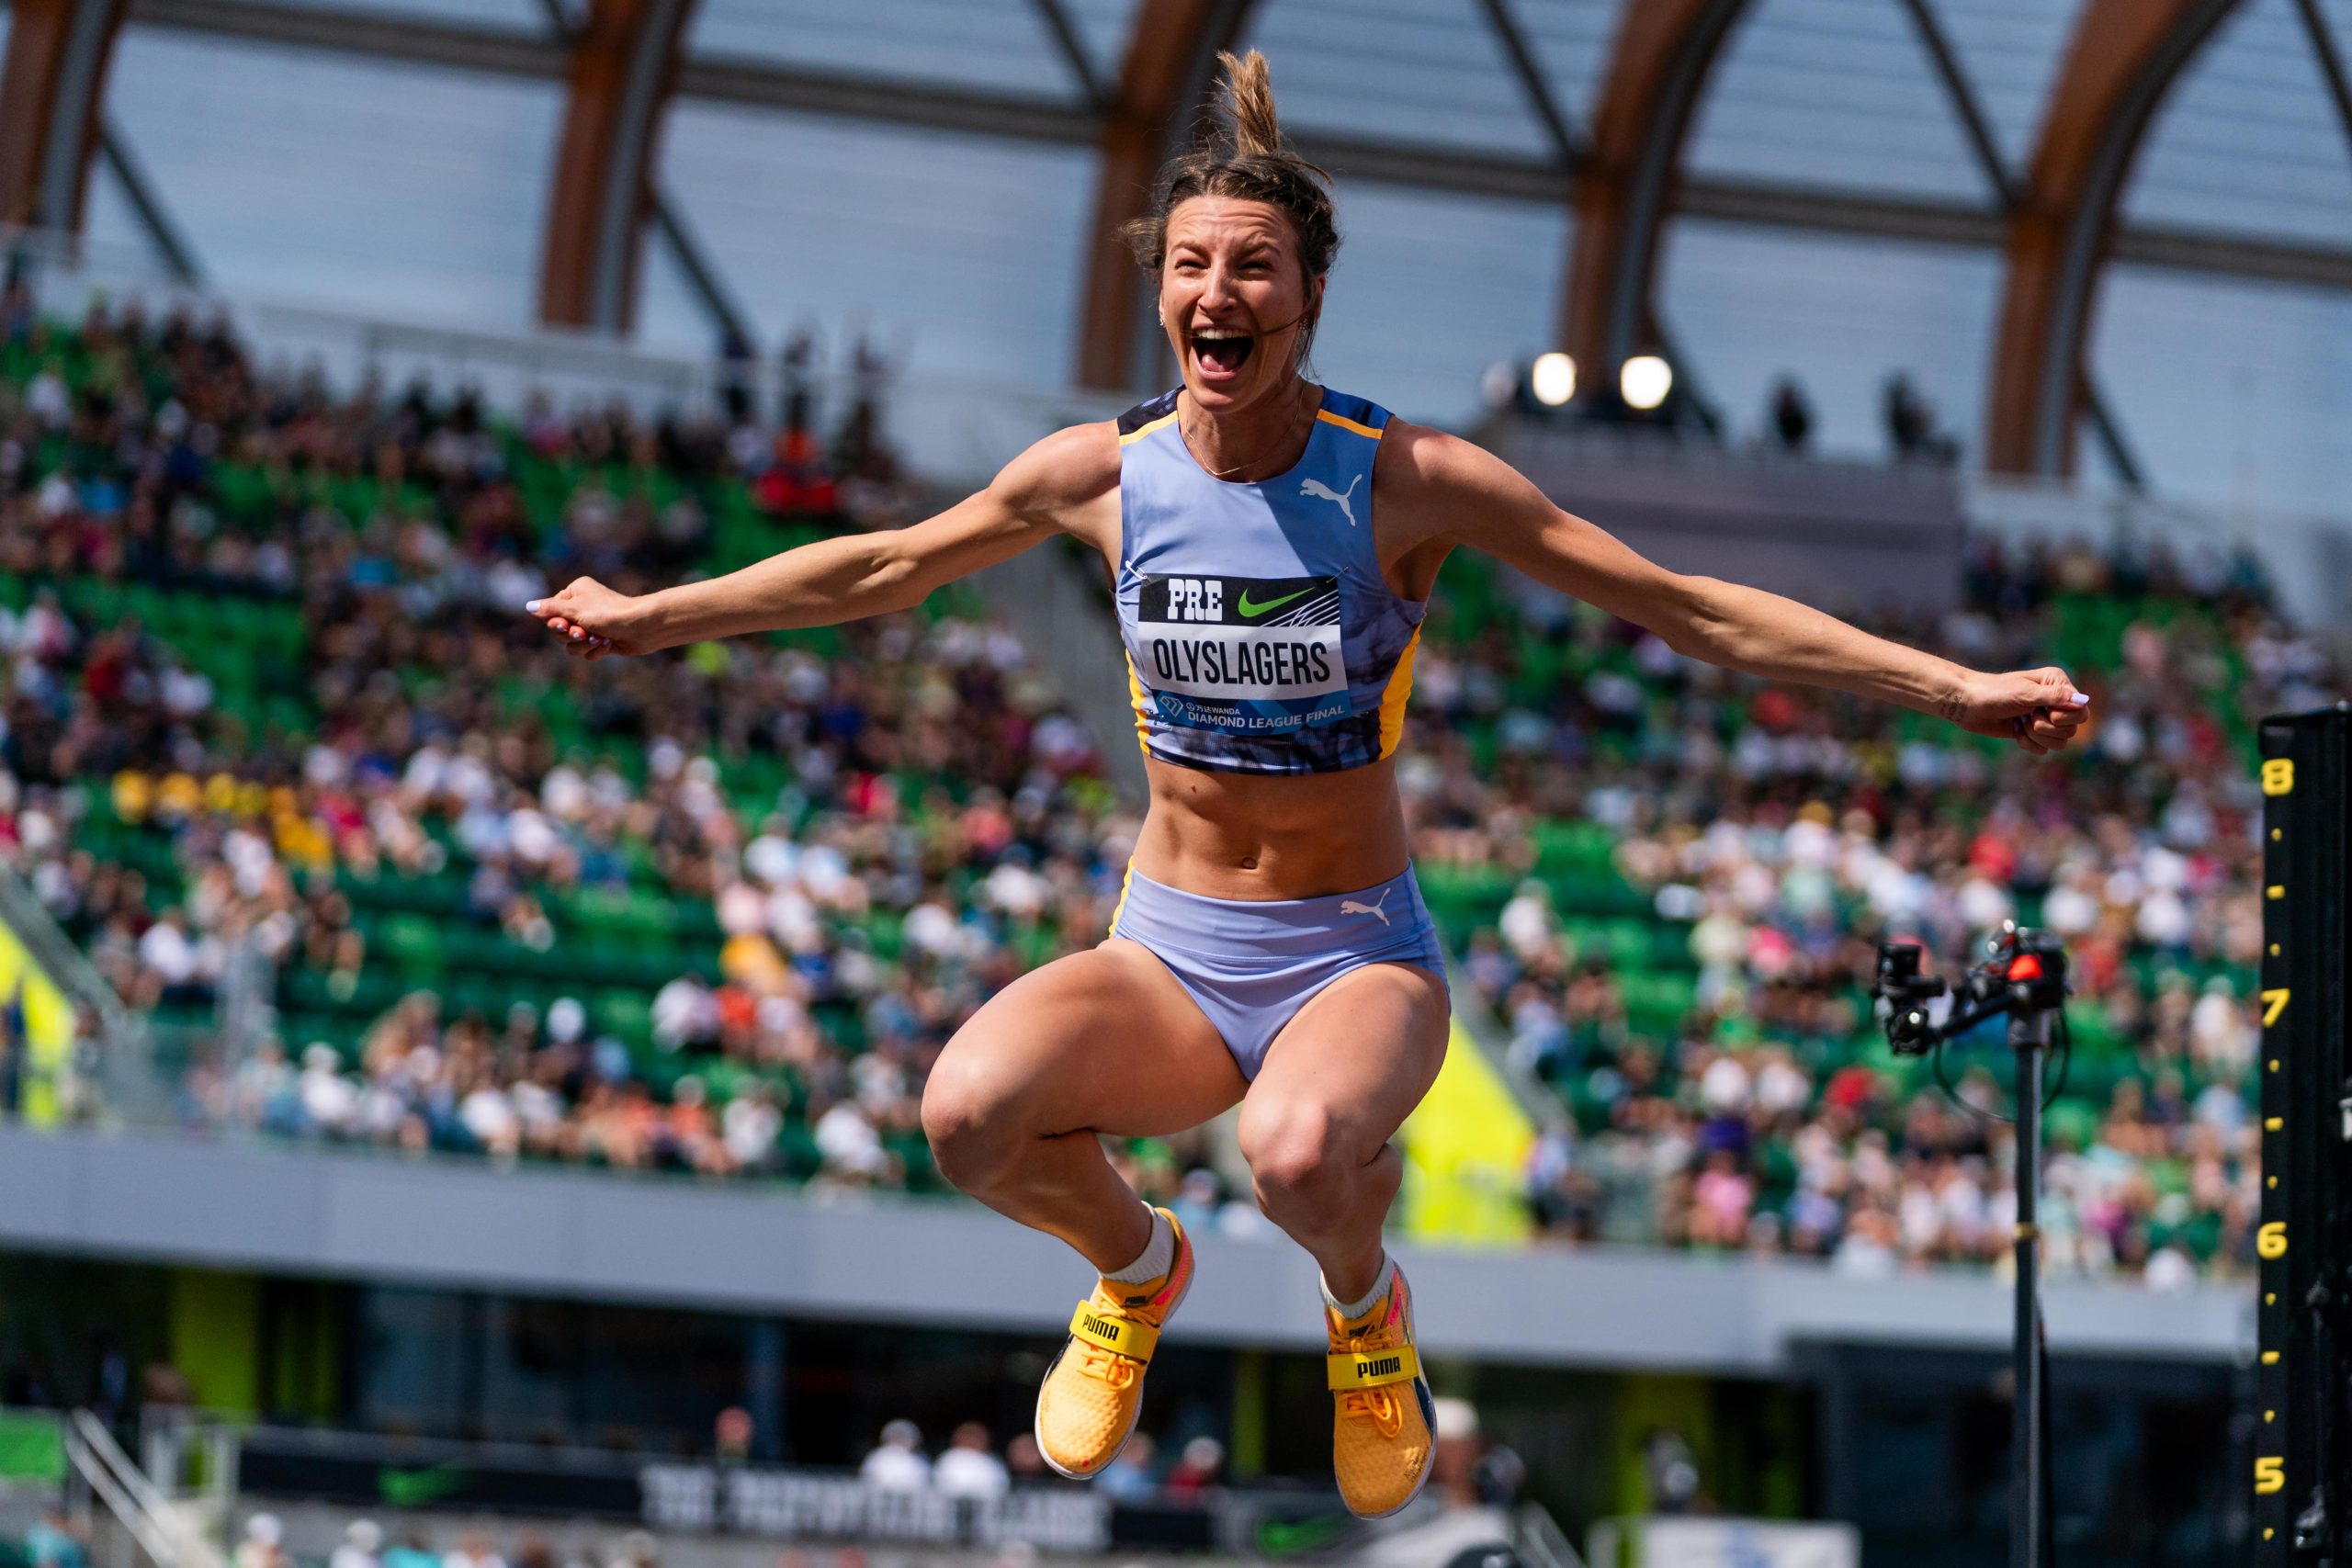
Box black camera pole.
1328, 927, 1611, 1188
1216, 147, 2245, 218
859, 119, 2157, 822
1876, 925, 2070, 1568
2009, 1000, 2053, 1568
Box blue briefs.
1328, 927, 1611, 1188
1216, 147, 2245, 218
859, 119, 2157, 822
1107, 864, 1447, 1079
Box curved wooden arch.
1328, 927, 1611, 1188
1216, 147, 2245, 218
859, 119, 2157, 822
538, 0, 696, 333
0, 0, 129, 233
1984, 0, 2241, 476
1074, 0, 1257, 392
1562, 0, 1747, 375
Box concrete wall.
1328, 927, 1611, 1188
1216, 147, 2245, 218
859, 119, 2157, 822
0, 1126, 2251, 1372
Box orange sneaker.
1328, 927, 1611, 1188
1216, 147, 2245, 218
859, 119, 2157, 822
1326, 1261, 1435, 1518
1034, 1207, 1193, 1479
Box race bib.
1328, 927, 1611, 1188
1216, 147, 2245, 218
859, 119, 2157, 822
1132, 573, 1349, 734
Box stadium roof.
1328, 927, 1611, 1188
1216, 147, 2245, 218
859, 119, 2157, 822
6, 0, 2352, 512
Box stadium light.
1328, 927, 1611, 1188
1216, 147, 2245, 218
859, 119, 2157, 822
1621, 355, 1673, 412
1529, 352, 1577, 407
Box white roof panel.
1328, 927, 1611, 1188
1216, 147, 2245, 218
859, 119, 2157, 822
1659, 220, 2002, 457
2092, 263, 2352, 516
98, 26, 560, 331
1307, 185, 1568, 425
1241, 0, 1556, 160
1687, 0, 1994, 202
687, 0, 1082, 102
2123, 0, 2352, 249
644, 103, 1096, 391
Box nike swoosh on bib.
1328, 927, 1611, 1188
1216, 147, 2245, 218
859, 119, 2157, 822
1237, 587, 1312, 618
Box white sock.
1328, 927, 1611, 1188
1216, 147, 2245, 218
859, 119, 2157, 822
1322, 1255, 1396, 1323
1104, 1205, 1175, 1284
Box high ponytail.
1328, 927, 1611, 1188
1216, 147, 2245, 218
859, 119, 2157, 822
1220, 49, 1284, 162
1124, 50, 1340, 357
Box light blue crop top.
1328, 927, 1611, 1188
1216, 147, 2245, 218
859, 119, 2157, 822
1114, 387, 1425, 775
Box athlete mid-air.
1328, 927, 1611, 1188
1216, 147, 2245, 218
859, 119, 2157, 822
527, 51, 2090, 1517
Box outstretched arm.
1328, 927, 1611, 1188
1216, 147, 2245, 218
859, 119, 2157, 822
526, 422, 1114, 660
1389, 424, 2090, 755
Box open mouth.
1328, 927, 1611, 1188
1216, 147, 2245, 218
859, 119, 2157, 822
1191, 328, 1255, 379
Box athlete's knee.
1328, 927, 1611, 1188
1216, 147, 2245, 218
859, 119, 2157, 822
919, 1057, 1029, 1194
1238, 1097, 1351, 1215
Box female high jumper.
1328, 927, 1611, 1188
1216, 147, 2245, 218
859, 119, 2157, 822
526, 51, 2090, 1517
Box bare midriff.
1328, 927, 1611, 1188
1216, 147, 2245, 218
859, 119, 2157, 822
1127, 752, 1411, 901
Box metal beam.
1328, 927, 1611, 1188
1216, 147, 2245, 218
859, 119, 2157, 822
96, 117, 201, 284
0, 0, 130, 231
1473, 0, 1585, 170
1075, 0, 1256, 392
2290, 0, 2352, 174
538, 0, 695, 333
648, 195, 751, 349
1895, 0, 2145, 488
1563, 0, 1748, 372
1984, 0, 2242, 477
1027, 0, 1107, 111
1895, 0, 2017, 207
532, 0, 749, 351
130, 0, 562, 75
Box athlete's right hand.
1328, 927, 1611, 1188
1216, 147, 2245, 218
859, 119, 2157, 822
526, 577, 650, 660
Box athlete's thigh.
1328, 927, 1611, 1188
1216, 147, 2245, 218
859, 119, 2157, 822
1243, 962, 1451, 1158
929, 936, 1247, 1140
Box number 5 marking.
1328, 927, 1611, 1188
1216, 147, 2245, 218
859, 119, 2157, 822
2257, 1456, 2286, 1495
2263, 759, 2295, 795
2264, 988, 2291, 1027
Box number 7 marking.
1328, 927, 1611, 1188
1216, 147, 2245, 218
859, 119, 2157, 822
2263, 988, 2291, 1027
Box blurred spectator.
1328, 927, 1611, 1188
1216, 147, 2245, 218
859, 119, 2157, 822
24, 1503, 85, 1568
234, 1515, 287, 1568
382, 1531, 439, 1568
1162, 1435, 1225, 1498
1092, 1432, 1155, 1503
329, 1521, 382, 1568
714, 1405, 753, 1463
857, 1419, 930, 1492
1883, 371, 1956, 464
933, 1421, 1010, 1499
442, 1532, 504, 1568
1769, 377, 1813, 453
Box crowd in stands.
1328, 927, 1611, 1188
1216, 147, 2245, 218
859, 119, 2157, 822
0, 288, 2334, 1285
1413, 541, 2321, 1283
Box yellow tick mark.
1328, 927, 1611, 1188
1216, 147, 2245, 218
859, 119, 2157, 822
2267, 1118, 2284, 1131
2265, 1351, 2281, 1364
2268, 885, 2285, 899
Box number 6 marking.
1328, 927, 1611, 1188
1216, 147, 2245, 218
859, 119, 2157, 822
2260, 1223, 2289, 1259
2257, 1456, 2285, 1494
2263, 759, 2295, 795
2264, 989, 2291, 1027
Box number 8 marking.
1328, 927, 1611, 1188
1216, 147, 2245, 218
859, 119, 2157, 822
2263, 759, 2295, 795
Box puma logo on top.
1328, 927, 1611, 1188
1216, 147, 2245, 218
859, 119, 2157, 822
1340, 887, 1392, 926
1300, 474, 1363, 526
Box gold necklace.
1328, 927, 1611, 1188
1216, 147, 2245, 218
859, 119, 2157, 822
1181, 385, 1317, 479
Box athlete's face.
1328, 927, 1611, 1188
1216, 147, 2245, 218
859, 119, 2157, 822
1159, 197, 1321, 413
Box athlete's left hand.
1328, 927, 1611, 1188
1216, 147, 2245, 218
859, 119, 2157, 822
1947, 667, 2092, 755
